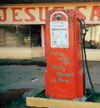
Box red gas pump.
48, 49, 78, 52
44, 10, 94, 101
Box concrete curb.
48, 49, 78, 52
22, 88, 45, 102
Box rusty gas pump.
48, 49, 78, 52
44, 10, 94, 101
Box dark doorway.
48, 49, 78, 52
30, 25, 41, 47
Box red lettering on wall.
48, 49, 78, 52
25, 8, 35, 21
39, 7, 49, 21
53, 7, 64, 10
0, 8, 7, 21
75, 6, 86, 20
12, 8, 22, 22
90, 6, 100, 21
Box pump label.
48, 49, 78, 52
50, 21, 69, 48
51, 21, 68, 29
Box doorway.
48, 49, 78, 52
30, 25, 41, 47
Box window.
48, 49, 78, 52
0, 25, 41, 47
85, 24, 100, 49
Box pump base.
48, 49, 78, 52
72, 96, 87, 102
46, 96, 87, 102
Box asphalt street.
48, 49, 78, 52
0, 61, 100, 93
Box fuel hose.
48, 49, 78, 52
79, 18, 94, 98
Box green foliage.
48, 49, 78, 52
0, 59, 46, 66
87, 94, 100, 103
4, 101, 16, 108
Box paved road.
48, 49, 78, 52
0, 65, 46, 92
86, 61, 100, 93
0, 61, 100, 93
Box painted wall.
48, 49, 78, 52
0, 2, 100, 60
0, 47, 44, 59
0, 2, 100, 24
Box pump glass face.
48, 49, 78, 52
50, 21, 69, 48
52, 30, 68, 47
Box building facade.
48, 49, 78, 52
0, 0, 100, 60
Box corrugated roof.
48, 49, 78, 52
0, 0, 100, 4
